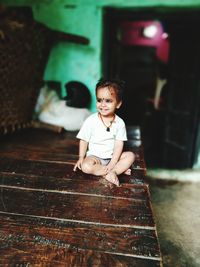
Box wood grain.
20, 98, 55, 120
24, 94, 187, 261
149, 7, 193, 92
0, 128, 162, 266
0, 245, 161, 267
0, 213, 160, 259
0, 173, 148, 200
0, 187, 155, 227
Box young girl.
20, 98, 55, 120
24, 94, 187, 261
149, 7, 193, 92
73, 79, 135, 186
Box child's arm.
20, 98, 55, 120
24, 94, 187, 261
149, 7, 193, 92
107, 140, 124, 171
73, 139, 88, 171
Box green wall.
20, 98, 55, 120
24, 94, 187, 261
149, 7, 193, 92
33, 3, 102, 111
31, 0, 200, 111
2, 0, 200, 111
32, 0, 200, 112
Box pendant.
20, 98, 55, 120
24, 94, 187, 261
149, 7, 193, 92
106, 127, 110, 132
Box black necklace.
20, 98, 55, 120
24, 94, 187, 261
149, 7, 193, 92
99, 113, 115, 131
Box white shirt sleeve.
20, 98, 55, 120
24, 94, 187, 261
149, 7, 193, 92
76, 115, 93, 142
115, 119, 127, 141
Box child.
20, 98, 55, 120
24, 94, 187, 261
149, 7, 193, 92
73, 79, 135, 186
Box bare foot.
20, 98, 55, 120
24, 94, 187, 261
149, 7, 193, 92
104, 171, 119, 186
124, 168, 131, 175
99, 177, 113, 188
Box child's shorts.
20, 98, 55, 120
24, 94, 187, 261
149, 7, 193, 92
98, 157, 111, 166
88, 155, 111, 166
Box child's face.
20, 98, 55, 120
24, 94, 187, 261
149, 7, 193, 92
96, 86, 122, 117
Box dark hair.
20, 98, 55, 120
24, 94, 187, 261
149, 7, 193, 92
95, 78, 125, 102
64, 81, 91, 108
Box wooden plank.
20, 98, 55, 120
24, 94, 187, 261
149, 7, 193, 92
0, 142, 79, 158
0, 173, 149, 200
0, 150, 72, 164
0, 151, 78, 163
0, 139, 140, 154
0, 150, 146, 172
0, 147, 143, 166
132, 161, 146, 171
0, 128, 144, 160
0, 145, 144, 167
0, 213, 160, 259
0, 157, 146, 185
0, 188, 155, 228
0, 129, 78, 147
0, 130, 145, 161
0, 141, 79, 153
0, 130, 79, 161
0, 157, 76, 178
0, 129, 146, 173
0, 129, 162, 266
0, 245, 161, 267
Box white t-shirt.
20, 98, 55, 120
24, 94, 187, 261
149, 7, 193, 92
76, 112, 127, 159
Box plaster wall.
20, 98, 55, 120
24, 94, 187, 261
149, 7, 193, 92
2, 0, 200, 111
31, 0, 200, 111
32, 3, 102, 111
3, 0, 200, 111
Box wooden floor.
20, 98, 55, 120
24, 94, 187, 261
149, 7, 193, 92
0, 127, 162, 266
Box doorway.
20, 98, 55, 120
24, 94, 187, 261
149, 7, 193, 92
103, 8, 200, 168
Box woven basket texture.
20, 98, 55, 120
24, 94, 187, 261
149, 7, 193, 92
0, 9, 48, 134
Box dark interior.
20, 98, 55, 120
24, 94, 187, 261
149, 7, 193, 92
103, 8, 200, 168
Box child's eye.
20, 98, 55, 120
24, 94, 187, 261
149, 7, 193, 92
96, 98, 112, 103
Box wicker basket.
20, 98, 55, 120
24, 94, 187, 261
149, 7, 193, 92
0, 8, 48, 134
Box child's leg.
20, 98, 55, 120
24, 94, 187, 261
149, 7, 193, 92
113, 151, 135, 175
104, 171, 119, 186
81, 156, 108, 176
104, 151, 135, 186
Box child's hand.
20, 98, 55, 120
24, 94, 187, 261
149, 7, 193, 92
105, 161, 116, 173
73, 158, 84, 171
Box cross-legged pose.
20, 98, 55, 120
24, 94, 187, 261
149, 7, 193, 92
73, 78, 135, 186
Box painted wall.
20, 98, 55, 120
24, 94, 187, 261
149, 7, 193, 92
3, 0, 200, 7
2, 0, 200, 111
32, 3, 102, 111
31, 0, 200, 111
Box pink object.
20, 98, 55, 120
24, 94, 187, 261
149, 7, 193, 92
121, 21, 169, 63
